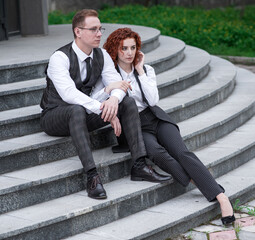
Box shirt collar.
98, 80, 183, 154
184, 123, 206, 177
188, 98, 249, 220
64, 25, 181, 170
72, 41, 93, 62
118, 65, 134, 80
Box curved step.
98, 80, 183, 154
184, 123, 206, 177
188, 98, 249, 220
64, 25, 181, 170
0, 36, 186, 112
0, 67, 253, 174
0, 78, 45, 111
1, 141, 255, 239
159, 55, 236, 123
65, 157, 255, 240
1, 113, 255, 214
179, 67, 255, 151
0, 176, 174, 240
0, 45, 209, 138
0, 24, 160, 84
145, 35, 185, 74
157, 45, 210, 99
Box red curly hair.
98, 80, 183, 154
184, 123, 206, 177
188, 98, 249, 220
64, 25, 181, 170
103, 28, 142, 67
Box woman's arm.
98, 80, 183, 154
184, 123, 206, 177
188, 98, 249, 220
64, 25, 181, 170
135, 52, 159, 106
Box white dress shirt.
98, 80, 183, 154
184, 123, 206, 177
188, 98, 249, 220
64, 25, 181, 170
90, 64, 159, 112
118, 65, 159, 112
47, 41, 125, 114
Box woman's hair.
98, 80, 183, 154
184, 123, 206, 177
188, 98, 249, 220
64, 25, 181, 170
103, 28, 142, 67
72, 9, 98, 38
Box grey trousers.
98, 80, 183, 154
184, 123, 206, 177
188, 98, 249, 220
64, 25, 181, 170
40, 96, 146, 172
140, 108, 224, 202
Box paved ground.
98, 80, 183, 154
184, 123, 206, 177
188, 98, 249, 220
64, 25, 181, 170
172, 199, 255, 240
170, 63, 255, 240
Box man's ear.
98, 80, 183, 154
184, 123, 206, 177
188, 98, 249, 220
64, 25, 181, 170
74, 27, 81, 38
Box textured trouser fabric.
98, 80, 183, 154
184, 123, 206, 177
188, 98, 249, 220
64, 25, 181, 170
140, 108, 224, 202
40, 96, 146, 172
118, 97, 147, 161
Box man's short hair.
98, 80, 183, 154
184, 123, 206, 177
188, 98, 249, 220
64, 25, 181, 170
72, 9, 98, 38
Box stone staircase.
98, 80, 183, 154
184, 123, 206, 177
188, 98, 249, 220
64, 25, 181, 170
0, 24, 255, 240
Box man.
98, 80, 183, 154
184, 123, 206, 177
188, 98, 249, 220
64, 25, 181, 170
40, 9, 170, 200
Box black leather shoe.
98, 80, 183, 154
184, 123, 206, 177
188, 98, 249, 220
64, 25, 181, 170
221, 214, 235, 225
131, 165, 171, 183
87, 175, 107, 199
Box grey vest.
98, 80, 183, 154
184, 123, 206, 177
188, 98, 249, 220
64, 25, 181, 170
40, 42, 104, 110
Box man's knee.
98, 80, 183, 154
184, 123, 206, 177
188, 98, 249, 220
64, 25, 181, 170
69, 105, 87, 122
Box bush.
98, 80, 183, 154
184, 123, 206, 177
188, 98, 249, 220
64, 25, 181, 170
48, 5, 255, 57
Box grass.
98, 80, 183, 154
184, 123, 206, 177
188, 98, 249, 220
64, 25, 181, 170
234, 199, 255, 216
48, 5, 255, 57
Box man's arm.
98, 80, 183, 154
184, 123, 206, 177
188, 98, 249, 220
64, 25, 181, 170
100, 49, 127, 102
48, 51, 102, 114
94, 49, 128, 122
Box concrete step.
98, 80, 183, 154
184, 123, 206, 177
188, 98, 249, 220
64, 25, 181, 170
0, 105, 42, 140
0, 45, 209, 140
0, 78, 45, 111
1, 152, 255, 240
0, 24, 160, 84
0, 22, 254, 240
1, 110, 255, 215
0, 66, 253, 174
0, 127, 115, 174
0, 36, 185, 113
0, 176, 174, 240
179, 67, 255, 151
65, 157, 255, 240
157, 45, 210, 99
144, 35, 185, 74
160, 55, 236, 123
0, 50, 220, 142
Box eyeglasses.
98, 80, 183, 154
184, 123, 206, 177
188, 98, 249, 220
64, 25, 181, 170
78, 26, 105, 34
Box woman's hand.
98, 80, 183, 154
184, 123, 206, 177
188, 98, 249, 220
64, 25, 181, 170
135, 51, 145, 75
105, 81, 132, 94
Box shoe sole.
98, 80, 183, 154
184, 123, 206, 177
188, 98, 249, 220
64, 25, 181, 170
130, 176, 170, 183
88, 195, 107, 200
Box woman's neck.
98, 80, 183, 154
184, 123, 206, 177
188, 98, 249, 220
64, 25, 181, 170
118, 62, 132, 74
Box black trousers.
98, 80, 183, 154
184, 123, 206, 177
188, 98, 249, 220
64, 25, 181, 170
40, 96, 146, 172
140, 108, 224, 202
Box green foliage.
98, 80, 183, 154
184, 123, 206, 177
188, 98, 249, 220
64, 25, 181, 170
234, 199, 255, 216
48, 5, 255, 57
48, 10, 76, 24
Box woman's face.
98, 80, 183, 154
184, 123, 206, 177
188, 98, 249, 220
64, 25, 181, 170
117, 38, 137, 66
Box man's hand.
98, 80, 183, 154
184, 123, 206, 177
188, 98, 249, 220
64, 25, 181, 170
100, 96, 119, 122
110, 116, 121, 137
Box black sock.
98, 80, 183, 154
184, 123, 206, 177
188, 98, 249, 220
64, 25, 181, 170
87, 168, 98, 181
133, 157, 146, 169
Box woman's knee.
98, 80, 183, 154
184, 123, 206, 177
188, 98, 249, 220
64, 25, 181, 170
146, 144, 169, 162
119, 96, 137, 111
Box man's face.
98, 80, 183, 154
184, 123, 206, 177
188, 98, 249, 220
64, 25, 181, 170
75, 16, 102, 53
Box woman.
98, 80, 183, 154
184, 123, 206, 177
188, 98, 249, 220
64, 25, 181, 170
101, 28, 235, 225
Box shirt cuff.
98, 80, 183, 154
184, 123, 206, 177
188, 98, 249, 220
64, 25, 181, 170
86, 100, 102, 115
111, 89, 126, 103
